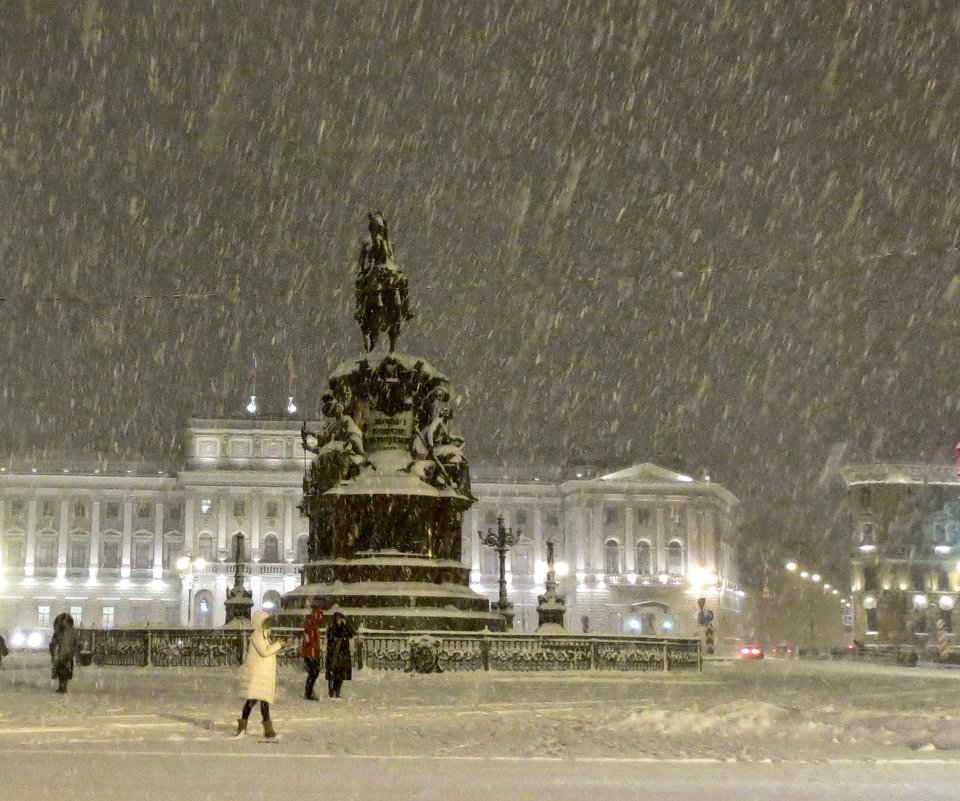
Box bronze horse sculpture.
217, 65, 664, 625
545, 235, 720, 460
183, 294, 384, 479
354, 213, 412, 352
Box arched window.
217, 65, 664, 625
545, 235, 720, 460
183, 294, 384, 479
666, 540, 684, 576
261, 534, 280, 564
262, 590, 282, 613
604, 538, 622, 575
635, 540, 652, 575
296, 534, 309, 564
197, 533, 214, 561
193, 589, 214, 628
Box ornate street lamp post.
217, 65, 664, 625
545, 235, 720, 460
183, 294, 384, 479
224, 532, 253, 626
479, 516, 518, 627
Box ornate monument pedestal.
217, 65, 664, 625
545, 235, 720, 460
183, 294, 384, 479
280, 215, 506, 632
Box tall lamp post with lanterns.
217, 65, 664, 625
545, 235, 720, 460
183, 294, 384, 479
479, 516, 518, 628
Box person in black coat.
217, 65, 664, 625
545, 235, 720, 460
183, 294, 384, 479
49, 613, 79, 693
325, 612, 354, 698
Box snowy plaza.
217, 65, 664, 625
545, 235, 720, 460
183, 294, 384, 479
5, 654, 960, 799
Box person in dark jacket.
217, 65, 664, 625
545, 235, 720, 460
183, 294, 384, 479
0, 632, 8, 669
301, 606, 324, 700
49, 613, 79, 693
325, 612, 354, 698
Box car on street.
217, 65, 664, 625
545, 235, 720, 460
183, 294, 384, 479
739, 644, 764, 660
769, 643, 796, 658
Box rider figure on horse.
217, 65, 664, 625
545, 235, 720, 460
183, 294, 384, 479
355, 212, 413, 351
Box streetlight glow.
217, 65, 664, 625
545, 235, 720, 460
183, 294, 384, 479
786, 562, 798, 571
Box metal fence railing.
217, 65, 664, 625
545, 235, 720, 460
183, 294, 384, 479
79, 628, 701, 673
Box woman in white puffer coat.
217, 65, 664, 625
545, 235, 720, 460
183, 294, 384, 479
236, 610, 287, 739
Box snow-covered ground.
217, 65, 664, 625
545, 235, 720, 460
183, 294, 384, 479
5, 654, 960, 799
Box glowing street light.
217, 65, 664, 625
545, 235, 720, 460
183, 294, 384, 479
246, 395, 258, 414
786, 562, 798, 571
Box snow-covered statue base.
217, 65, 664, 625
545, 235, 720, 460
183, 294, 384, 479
281, 215, 506, 632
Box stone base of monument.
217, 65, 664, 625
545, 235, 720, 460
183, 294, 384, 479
279, 551, 507, 632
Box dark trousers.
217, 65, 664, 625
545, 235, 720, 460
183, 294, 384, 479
328, 679, 343, 697
241, 699, 270, 722
304, 658, 321, 697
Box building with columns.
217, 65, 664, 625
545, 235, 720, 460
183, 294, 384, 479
1, 417, 744, 646
842, 462, 960, 646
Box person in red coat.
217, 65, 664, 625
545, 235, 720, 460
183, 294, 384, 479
301, 606, 324, 700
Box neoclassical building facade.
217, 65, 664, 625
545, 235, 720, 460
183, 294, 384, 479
1, 417, 744, 645
843, 462, 960, 645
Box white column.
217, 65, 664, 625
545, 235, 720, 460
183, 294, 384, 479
57, 500, 69, 576
184, 497, 195, 555
180, 578, 191, 627
153, 501, 165, 579
251, 492, 261, 557
217, 495, 228, 557
624, 504, 635, 573
704, 509, 717, 573
572, 505, 586, 572
468, 508, 480, 573
89, 501, 100, 578
532, 506, 544, 578
655, 504, 666, 574
121, 499, 133, 577
283, 495, 294, 560
592, 504, 604, 574
686, 506, 699, 572
24, 499, 37, 576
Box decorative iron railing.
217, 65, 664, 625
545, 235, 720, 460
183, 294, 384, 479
80, 628, 700, 673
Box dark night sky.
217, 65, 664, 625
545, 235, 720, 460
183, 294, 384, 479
2, 1, 959, 587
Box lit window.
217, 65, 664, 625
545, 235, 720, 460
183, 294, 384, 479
70, 606, 83, 626
199, 498, 213, 515
101, 607, 115, 629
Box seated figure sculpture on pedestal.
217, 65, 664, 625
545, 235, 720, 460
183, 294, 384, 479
408, 405, 473, 498
301, 392, 372, 497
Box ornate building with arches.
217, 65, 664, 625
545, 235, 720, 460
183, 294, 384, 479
1, 417, 744, 646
